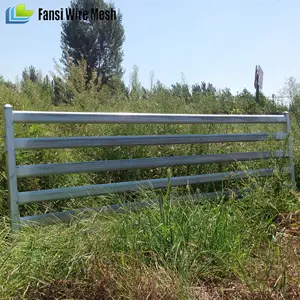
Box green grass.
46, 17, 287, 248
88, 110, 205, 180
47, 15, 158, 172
0, 178, 298, 299
0, 76, 299, 299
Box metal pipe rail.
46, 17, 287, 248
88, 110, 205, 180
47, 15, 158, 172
3, 104, 296, 231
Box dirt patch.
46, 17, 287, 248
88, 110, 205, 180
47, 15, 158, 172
275, 210, 300, 238
192, 280, 300, 300
26, 263, 183, 300
192, 210, 300, 300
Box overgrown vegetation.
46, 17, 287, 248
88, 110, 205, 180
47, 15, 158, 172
0, 63, 299, 299
0, 0, 300, 297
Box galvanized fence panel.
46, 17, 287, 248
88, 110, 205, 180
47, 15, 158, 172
3, 104, 295, 231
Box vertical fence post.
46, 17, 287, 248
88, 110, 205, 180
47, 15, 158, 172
283, 111, 296, 188
4, 104, 20, 231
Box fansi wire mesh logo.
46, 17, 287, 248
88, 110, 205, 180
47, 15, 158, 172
5, 4, 117, 24
6, 4, 34, 24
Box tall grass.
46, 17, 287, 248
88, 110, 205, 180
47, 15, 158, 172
0, 73, 299, 299
0, 173, 298, 299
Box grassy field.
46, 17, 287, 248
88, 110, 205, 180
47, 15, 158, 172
0, 76, 299, 299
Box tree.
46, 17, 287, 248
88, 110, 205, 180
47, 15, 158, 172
192, 82, 216, 96
278, 77, 300, 109
171, 82, 191, 102
129, 65, 142, 99
0, 75, 16, 91
60, 0, 125, 88
51, 76, 73, 105
22, 65, 42, 85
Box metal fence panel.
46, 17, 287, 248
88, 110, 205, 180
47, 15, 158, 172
3, 104, 294, 231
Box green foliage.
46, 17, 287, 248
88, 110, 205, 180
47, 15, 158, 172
192, 81, 216, 96
0, 66, 299, 299
61, 0, 125, 87
0, 75, 17, 91
22, 65, 42, 85
0, 177, 298, 298
129, 65, 142, 100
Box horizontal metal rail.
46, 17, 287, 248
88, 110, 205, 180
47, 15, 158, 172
14, 132, 288, 150
15, 151, 287, 178
19, 189, 246, 226
12, 111, 287, 124
18, 168, 283, 205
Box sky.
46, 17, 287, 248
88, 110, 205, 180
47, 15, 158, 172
1, 0, 300, 97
